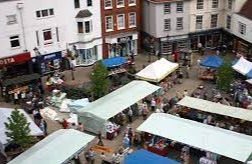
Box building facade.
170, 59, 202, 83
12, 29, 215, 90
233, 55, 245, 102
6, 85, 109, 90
100, 0, 141, 58
142, 0, 190, 55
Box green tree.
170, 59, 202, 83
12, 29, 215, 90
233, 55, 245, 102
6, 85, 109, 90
4, 109, 34, 149
90, 61, 109, 99
216, 59, 234, 91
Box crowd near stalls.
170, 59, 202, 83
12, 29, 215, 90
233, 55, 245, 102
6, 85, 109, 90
198, 55, 223, 80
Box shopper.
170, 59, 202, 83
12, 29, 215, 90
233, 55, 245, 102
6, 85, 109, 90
127, 108, 133, 123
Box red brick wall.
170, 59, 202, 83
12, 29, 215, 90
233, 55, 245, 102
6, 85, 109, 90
100, 0, 141, 58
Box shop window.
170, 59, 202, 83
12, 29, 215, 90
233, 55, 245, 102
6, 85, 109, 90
36, 8, 54, 18
164, 19, 171, 31
117, 14, 125, 30
10, 35, 20, 48
105, 16, 113, 31
87, 0, 92, 6
164, 3, 171, 14
104, 0, 112, 9
117, 0, 124, 8
6, 15, 17, 25
239, 22, 246, 35
176, 2, 183, 13
129, 12, 136, 28
176, 17, 183, 30
196, 15, 203, 29
196, 0, 204, 9
129, 0, 136, 6
210, 14, 218, 28
74, 0, 80, 8
43, 29, 53, 45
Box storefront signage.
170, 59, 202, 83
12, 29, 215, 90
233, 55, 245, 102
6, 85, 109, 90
0, 52, 31, 67
118, 36, 132, 43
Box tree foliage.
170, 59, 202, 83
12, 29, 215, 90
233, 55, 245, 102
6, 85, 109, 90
216, 59, 234, 91
90, 61, 109, 99
4, 109, 34, 149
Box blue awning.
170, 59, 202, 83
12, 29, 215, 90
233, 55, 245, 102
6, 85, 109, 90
102, 56, 126, 68
246, 70, 252, 78
124, 149, 180, 164
200, 55, 223, 68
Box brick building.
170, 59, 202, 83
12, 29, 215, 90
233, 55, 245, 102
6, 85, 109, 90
100, 0, 141, 58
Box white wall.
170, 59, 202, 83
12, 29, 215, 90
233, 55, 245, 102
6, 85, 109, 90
0, 0, 102, 59
232, 14, 252, 43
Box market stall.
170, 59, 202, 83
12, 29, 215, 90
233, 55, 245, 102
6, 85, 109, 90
232, 57, 252, 78
76, 80, 160, 138
137, 113, 252, 163
0, 108, 43, 146
177, 96, 252, 122
8, 129, 95, 164
102, 56, 127, 76
124, 149, 179, 164
135, 58, 179, 83
199, 55, 223, 80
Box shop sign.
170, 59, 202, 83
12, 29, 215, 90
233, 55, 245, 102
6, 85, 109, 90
0, 52, 31, 67
42, 51, 62, 62
118, 36, 132, 43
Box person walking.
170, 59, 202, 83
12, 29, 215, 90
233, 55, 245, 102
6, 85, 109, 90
127, 108, 133, 123
123, 134, 130, 149
151, 98, 156, 111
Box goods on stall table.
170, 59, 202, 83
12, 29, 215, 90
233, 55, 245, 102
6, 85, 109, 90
105, 122, 120, 140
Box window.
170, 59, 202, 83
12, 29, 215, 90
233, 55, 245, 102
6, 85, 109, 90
176, 2, 183, 13
228, 0, 232, 10
129, 12, 136, 28
104, 0, 112, 9
197, 0, 204, 9
87, 0, 92, 6
226, 15, 231, 29
74, 0, 80, 8
129, 0, 136, 6
211, 14, 218, 28
239, 22, 246, 35
10, 35, 20, 48
117, 14, 125, 29
164, 3, 171, 14
85, 21, 92, 33
176, 17, 183, 30
164, 19, 171, 31
212, 0, 218, 8
77, 22, 83, 33
105, 16, 113, 31
6, 15, 17, 25
43, 29, 53, 44
117, 0, 124, 7
196, 15, 203, 29
56, 27, 60, 42
36, 31, 40, 46
36, 9, 54, 18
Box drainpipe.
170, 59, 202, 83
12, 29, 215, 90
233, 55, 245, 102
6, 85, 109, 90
17, 2, 27, 51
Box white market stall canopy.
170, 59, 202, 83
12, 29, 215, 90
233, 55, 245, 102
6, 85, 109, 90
77, 80, 160, 134
177, 96, 252, 122
0, 108, 43, 145
246, 79, 252, 85
137, 113, 252, 162
8, 129, 95, 164
135, 58, 179, 83
232, 57, 252, 77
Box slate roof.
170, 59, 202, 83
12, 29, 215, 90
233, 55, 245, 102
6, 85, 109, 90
75, 10, 92, 18
238, 0, 252, 20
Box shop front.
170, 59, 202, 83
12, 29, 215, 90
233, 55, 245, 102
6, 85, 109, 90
76, 46, 98, 66
189, 29, 222, 51
105, 32, 138, 58
233, 38, 252, 61
160, 35, 189, 55
33, 51, 62, 75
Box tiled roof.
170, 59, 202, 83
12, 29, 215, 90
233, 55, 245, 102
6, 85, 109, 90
238, 0, 252, 20
75, 9, 92, 18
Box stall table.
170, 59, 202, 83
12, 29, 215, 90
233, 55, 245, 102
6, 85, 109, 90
147, 145, 169, 156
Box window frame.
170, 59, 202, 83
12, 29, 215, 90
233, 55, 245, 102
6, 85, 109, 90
164, 18, 171, 31
10, 35, 20, 48
226, 15, 231, 29
239, 22, 246, 35
117, 14, 125, 30
105, 16, 113, 32
85, 21, 92, 33
36, 9, 54, 18
212, 0, 218, 8
104, 0, 112, 9
77, 22, 84, 33
87, 0, 92, 6
129, 12, 136, 28
176, 17, 183, 30
42, 28, 53, 45
196, 15, 203, 29
228, 0, 232, 10
6, 15, 17, 25
128, 0, 136, 6
196, 0, 204, 10
74, 0, 80, 8
117, 0, 125, 8
164, 3, 171, 14
176, 2, 184, 13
